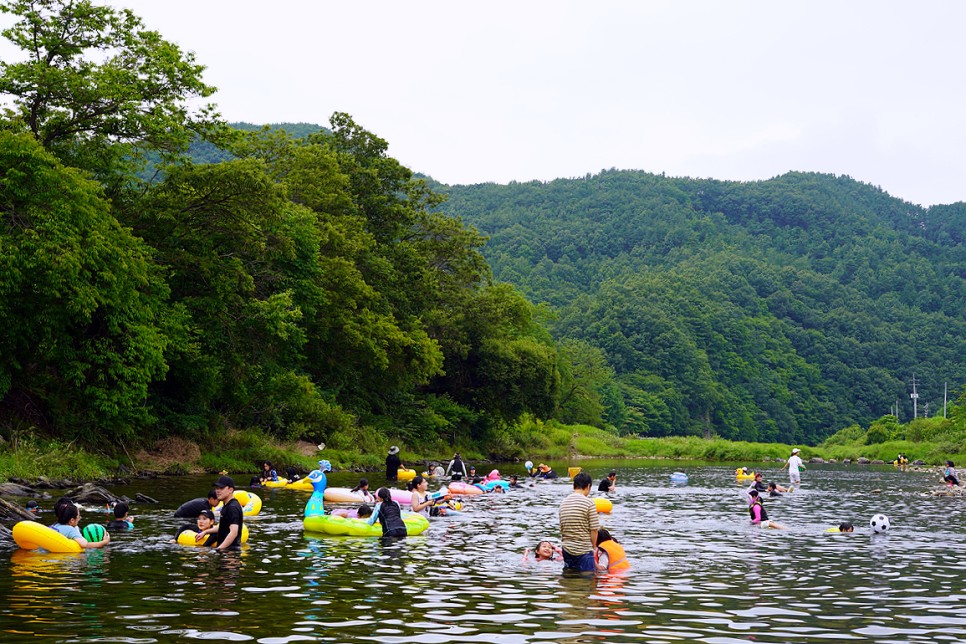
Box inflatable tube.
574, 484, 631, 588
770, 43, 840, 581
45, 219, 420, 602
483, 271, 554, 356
476, 479, 509, 492
735, 469, 756, 480
324, 487, 372, 504
285, 478, 314, 491
232, 490, 262, 516
261, 479, 290, 488
389, 489, 415, 506
448, 481, 484, 496
303, 512, 429, 537
13, 521, 83, 553
593, 497, 613, 513
397, 468, 417, 481
670, 472, 689, 484
177, 524, 250, 546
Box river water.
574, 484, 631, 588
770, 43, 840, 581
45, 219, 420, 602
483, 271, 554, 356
1, 461, 964, 643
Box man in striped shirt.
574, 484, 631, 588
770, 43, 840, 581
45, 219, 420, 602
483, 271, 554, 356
558, 472, 599, 572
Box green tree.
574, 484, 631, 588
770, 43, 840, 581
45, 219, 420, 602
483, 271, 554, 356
0, 132, 169, 441
0, 0, 218, 178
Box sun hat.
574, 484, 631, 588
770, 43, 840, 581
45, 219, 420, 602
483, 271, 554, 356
791, 448, 800, 454
388, 446, 399, 455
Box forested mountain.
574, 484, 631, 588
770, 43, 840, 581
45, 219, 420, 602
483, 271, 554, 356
438, 171, 966, 444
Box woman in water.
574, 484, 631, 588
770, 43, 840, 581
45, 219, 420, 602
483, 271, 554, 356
748, 490, 786, 529
408, 475, 451, 516
367, 487, 408, 537
350, 478, 375, 502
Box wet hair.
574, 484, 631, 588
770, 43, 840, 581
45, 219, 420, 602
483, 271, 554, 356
406, 475, 426, 491
56, 502, 79, 524
839, 522, 854, 532
573, 472, 592, 490
26, 500, 39, 510
262, 461, 273, 469
767, 482, 778, 490
356, 504, 373, 518
207, 489, 218, 501
199, 509, 215, 521
351, 478, 369, 493
597, 528, 618, 545
376, 487, 392, 503
608, 471, 617, 478
748, 489, 760, 498
54, 497, 74, 518
113, 501, 129, 519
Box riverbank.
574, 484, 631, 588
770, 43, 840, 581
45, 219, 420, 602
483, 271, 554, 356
1, 421, 961, 484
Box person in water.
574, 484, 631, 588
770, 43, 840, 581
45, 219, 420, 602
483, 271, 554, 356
598, 471, 617, 493
367, 487, 408, 537
50, 503, 111, 549
943, 461, 960, 486
408, 475, 452, 517
350, 478, 375, 502
445, 453, 468, 481
385, 446, 402, 481
259, 461, 278, 484
508, 475, 524, 488
595, 528, 630, 572
523, 540, 563, 562
173, 491, 219, 518
766, 482, 788, 497
747, 472, 768, 494
747, 489, 786, 529
106, 501, 134, 531
172, 509, 217, 546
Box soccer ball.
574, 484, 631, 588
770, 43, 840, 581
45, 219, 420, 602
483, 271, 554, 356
870, 514, 891, 533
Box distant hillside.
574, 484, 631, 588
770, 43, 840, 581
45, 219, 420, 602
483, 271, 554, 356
438, 171, 966, 443
187, 122, 326, 164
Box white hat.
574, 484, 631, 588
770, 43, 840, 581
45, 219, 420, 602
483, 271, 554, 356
388, 445, 399, 455
791, 448, 800, 454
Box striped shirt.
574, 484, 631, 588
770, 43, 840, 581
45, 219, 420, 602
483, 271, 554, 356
559, 492, 599, 556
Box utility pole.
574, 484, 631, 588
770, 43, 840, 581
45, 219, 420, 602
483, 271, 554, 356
944, 382, 948, 419
910, 374, 919, 419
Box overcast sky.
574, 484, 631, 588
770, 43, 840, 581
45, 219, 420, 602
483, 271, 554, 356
14, 1, 966, 206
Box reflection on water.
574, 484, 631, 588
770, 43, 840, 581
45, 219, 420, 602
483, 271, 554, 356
1, 463, 965, 643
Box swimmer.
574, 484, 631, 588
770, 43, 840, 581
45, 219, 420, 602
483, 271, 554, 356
595, 528, 630, 572
748, 489, 786, 529
172, 509, 217, 546
523, 540, 562, 562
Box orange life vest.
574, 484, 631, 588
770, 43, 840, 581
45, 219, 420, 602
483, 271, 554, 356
596, 540, 630, 571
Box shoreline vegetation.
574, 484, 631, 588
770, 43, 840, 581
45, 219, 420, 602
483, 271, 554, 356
1, 413, 963, 485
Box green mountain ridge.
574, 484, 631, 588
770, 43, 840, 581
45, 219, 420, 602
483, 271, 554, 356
435, 169, 965, 444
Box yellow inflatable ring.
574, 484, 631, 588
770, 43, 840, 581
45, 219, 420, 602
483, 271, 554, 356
397, 468, 416, 481
594, 497, 613, 513
216, 491, 262, 516
13, 521, 82, 553
177, 524, 250, 546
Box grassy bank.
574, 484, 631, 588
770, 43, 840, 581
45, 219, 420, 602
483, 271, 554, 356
1, 419, 960, 484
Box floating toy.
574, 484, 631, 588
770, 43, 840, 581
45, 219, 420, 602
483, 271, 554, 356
261, 479, 290, 488
12, 521, 82, 553
870, 514, 891, 533
285, 477, 314, 491
669, 472, 689, 484
303, 461, 331, 518
323, 487, 373, 504
397, 468, 417, 481
735, 468, 756, 480
303, 512, 429, 537
230, 490, 262, 516
81, 523, 106, 543
594, 497, 613, 513
177, 524, 250, 546
474, 479, 509, 493
447, 481, 484, 496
